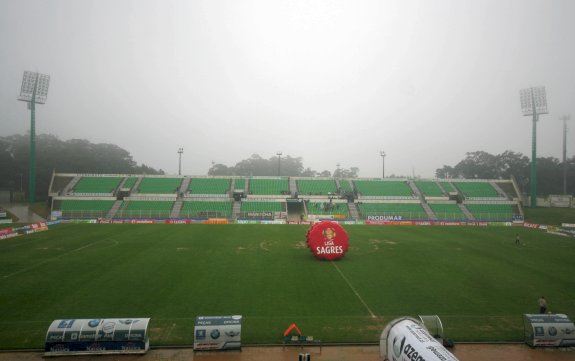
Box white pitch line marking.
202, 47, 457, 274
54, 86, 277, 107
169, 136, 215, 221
2, 238, 117, 279
331, 261, 376, 319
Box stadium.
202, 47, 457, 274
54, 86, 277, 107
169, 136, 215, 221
48, 173, 522, 223
1, 173, 574, 361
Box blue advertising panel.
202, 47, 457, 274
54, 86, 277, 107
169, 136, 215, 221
44, 318, 150, 356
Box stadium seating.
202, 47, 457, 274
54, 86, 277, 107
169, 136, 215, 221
338, 179, 353, 193
188, 178, 230, 195
49, 173, 523, 222
296, 179, 337, 195
306, 201, 349, 218
59, 199, 116, 218
122, 177, 138, 190
71, 176, 122, 195
240, 201, 285, 213
248, 178, 290, 195
180, 201, 232, 218
137, 178, 182, 194
414, 181, 444, 197
439, 181, 456, 193
353, 180, 413, 197
429, 203, 466, 220
453, 181, 499, 198
234, 178, 246, 191
357, 202, 428, 220
116, 200, 174, 218
465, 203, 513, 221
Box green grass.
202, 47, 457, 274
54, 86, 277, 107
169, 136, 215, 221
523, 207, 575, 225
0, 224, 574, 349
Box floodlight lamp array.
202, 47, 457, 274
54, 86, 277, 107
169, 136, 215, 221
520, 86, 548, 116
18, 71, 50, 104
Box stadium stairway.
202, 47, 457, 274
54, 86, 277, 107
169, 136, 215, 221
289, 177, 297, 196
348, 202, 359, 220
62, 176, 81, 195
458, 203, 474, 220
116, 176, 129, 191
489, 181, 507, 199
421, 202, 437, 221
106, 200, 123, 219
170, 200, 183, 218
232, 201, 241, 219
408, 181, 437, 220
131, 176, 144, 194
179, 177, 191, 196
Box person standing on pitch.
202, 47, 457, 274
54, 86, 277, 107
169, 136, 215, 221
538, 296, 548, 314
515, 234, 520, 245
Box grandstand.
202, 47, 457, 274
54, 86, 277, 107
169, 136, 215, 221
116, 200, 174, 219
48, 173, 524, 222
353, 179, 414, 198
358, 202, 428, 220
248, 178, 290, 196
58, 199, 116, 218
453, 181, 500, 199
180, 200, 232, 219
187, 178, 230, 196
414, 180, 445, 198
136, 177, 182, 194
296, 179, 337, 195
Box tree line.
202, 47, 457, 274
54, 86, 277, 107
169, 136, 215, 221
1, 133, 572, 201
435, 150, 575, 196
208, 154, 359, 178
0, 134, 163, 201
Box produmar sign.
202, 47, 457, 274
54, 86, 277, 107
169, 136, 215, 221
306, 220, 349, 260
194, 315, 242, 351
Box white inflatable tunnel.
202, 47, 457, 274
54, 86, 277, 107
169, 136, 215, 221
379, 317, 459, 361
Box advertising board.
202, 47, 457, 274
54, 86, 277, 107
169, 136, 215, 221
194, 315, 242, 351
44, 318, 150, 356
523, 314, 575, 347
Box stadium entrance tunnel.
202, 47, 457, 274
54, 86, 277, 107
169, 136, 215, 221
44, 318, 150, 356
379, 317, 459, 361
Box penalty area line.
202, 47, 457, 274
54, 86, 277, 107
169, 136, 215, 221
331, 261, 376, 319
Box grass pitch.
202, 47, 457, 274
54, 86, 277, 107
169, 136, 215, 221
0, 223, 574, 349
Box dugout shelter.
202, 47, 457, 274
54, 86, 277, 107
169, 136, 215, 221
44, 318, 151, 356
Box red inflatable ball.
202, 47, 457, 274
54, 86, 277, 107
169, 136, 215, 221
306, 221, 349, 260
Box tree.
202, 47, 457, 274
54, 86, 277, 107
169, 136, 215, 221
334, 166, 359, 178
207, 154, 352, 177
454, 151, 498, 179
0, 133, 163, 201
435, 149, 574, 196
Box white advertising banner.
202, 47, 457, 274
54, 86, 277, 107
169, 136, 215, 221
381, 318, 459, 361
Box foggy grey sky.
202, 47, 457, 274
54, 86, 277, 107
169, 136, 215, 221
1, 0, 574, 178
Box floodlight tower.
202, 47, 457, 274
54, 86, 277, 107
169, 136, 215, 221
380, 151, 386, 179
520, 86, 548, 208
276, 151, 282, 176
18, 71, 50, 203
560, 115, 570, 194
178, 147, 184, 175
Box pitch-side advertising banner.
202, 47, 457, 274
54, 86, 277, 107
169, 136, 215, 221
523, 314, 575, 347
44, 318, 150, 356
194, 315, 242, 350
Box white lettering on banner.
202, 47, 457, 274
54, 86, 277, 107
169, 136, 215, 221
367, 215, 403, 221
315, 246, 344, 254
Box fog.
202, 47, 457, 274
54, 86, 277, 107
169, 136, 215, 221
1, 0, 573, 177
